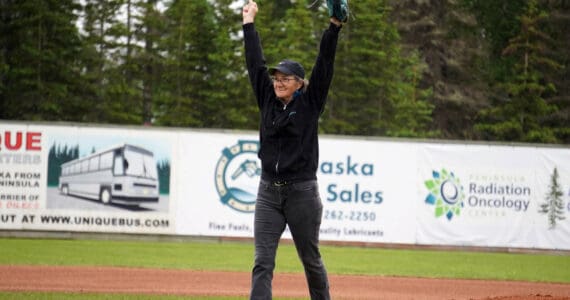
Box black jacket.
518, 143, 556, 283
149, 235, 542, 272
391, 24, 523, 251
243, 22, 341, 183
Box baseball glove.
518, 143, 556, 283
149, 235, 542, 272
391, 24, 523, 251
326, 0, 349, 22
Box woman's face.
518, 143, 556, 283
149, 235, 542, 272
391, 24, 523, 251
271, 71, 303, 101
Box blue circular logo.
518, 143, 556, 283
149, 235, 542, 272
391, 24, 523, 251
440, 179, 459, 205
424, 169, 465, 220
214, 140, 260, 213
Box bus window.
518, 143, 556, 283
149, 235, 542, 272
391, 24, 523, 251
143, 155, 158, 179
124, 149, 157, 179
89, 156, 100, 171
81, 160, 89, 173
114, 156, 124, 175
100, 152, 113, 169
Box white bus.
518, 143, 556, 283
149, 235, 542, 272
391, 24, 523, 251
59, 144, 160, 205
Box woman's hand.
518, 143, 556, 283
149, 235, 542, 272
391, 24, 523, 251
243, 0, 258, 24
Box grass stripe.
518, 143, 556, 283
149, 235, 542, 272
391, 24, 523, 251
1, 238, 569, 283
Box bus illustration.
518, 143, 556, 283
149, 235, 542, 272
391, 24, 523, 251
59, 144, 159, 205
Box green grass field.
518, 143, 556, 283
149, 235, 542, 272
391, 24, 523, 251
1, 237, 569, 299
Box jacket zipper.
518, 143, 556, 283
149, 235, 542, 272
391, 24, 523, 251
275, 138, 280, 174
274, 103, 287, 175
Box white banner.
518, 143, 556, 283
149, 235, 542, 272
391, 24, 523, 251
174, 133, 417, 244
316, 138, 417, 243
175, 132, 258, 237
1, 121, 569, 250
0, 123, 176, 234
416, 144, 570, 250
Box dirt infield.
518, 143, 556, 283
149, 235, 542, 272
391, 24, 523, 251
1, 265, 570, 299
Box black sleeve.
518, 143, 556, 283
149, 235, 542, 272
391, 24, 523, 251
243, 23, 273, 110
306, 23, 341, 113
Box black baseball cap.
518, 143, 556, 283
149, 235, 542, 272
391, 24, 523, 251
268, 59, 305, 79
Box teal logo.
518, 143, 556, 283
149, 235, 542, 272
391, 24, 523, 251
214, 140, 261, 213
424, 169, 465, 220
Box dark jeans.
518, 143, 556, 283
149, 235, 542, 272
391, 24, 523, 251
250, 179, 330, 300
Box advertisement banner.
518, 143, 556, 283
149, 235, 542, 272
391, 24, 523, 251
417, 144, 570, 250
175, 131, 258, 238
0, 123, 175, 234
2, 121, 569, 250
0, 124, 46, 228
316, 138, 417, 243
174, 132, 417, 244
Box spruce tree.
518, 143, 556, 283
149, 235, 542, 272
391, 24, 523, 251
137, 0, 165, 125
540, 167, 565, 229
275, 1, 316, 74
318, 0, 435, 137
321, 0, 398, 135
154, 0, 219, 127
212, 0, 258, 130
81, 0, 142, 124
540, 0, 570, 143
475, 0, 562, 143
386, 51, 437, 138
201, 0, 250, 129
0, 0, 85, 121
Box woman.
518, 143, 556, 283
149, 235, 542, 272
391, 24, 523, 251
242, 1, 342, 299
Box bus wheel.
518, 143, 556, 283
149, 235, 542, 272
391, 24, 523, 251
61, 186, 69, 195
100, 188, 112, 204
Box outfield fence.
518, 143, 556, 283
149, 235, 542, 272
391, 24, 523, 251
1, 120, 569, 251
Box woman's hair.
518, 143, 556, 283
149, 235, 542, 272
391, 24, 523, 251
299, 78, 309, 93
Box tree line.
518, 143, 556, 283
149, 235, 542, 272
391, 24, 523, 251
1, 0, 568, 143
